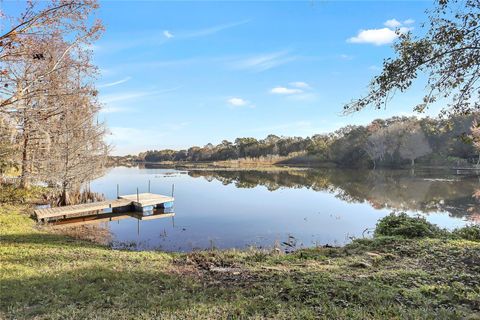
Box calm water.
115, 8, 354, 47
57, 166, 480, 252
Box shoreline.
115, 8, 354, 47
1, 200, 479, 318
109, 159, 480, 172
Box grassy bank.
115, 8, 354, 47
1, 205, 480, 319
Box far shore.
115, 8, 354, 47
108, 158, 480, 172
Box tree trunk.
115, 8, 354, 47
59, 178, 70, 206
19, 85, 30, 189
20, 133, 30, 188
60, 189, 69, 206
411, 158, 415, 167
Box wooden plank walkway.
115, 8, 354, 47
35, 199, 132, 221
119, 193, 174, 207
34, 193, 175, 221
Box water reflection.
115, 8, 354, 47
187, 168, 480, 223
50, 209, 175, 246
49, 222, 113, 246
62, 166, 480, 252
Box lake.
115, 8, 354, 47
55, 166, 480, 252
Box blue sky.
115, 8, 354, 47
5, 1, 438, 155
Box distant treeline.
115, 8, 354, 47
127, 115, 480, 168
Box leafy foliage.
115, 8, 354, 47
344, 0, 480, 116
452, 225, 480, 241
133, 114, 479, 168
374, 213, 446, 238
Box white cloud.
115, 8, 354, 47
227, 97, 253, 107
228, 97, 247, 106
348, 28, 398, 45
270, 87, 303, 95
271, 82, 314, 97
163, 30, 174, 39
290, 81, 311, 89
348, 18, 415, 46
98, 76, 131, 88
231, 50, 297, 72
384, 19, 402, 28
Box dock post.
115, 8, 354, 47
136, 188, 139, 202
171, 184, 175, 197
148, 180, 151, 193
116, 184, 119, 199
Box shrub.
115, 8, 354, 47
452, 225, 480, 241
0, 185, 46, 204
374, 212, 445, 238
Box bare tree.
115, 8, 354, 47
399, 123, 432, 166
5, 36, 98, 187
383, 122, 404, 160
48, 85, 108, 205
0, 114, 19, 174
0, 1, 106, 193
469, 119, 480, 165
364, 129, 387, 169
1, 0, 103, 111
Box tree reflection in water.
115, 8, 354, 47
45, 209, 175, 245
187, 168, 480, 223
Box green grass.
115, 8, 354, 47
0, 185, 48, 205
1, 205, 480, 319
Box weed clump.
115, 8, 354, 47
374, 213, 445, 238
452, 225, 480, 241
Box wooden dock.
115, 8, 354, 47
118, 193, 174, 207
34, 193, 175, 222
